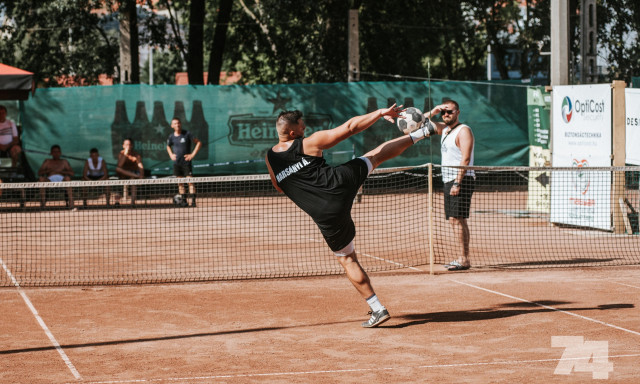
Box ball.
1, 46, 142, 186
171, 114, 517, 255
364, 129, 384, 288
396, 107, 424, 133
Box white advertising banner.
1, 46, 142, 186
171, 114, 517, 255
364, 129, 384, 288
551, 84, 611, 230
625, 89, 640, 165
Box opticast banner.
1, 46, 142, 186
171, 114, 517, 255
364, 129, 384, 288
550, 84, 612, 231
526, 87, 551, 213
21, 82, 529, 177
625, 88, 640, 165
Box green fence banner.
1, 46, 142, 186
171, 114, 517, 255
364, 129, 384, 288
21, 81, 529, 178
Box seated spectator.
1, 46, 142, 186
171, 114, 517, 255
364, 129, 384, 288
115, 138, 144, 205
82, 147, 110, 206
0, 105, 22, 168
38, 144, 74, 208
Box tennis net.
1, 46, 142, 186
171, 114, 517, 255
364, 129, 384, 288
0, 165, 638, 287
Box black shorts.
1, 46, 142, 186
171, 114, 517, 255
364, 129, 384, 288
173, 163, 193, 177
0, 143, 18, 157
315, 158, 369, 252
444, 178, 475, 219
87, 175, 104, 181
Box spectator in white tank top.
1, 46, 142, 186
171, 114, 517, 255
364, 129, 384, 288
422, 99, 475, 271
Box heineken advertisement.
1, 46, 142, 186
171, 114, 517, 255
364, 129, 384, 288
21, 82, 528, 177
526, 87, 551, 213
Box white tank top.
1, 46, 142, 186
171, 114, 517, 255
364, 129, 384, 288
87, 157, 105, 177
440, 124, 475, 183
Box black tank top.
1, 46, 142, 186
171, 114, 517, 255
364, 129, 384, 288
267, 138, 345, 221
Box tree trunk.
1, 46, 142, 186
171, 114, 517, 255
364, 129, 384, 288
129, 1, 139, 84
207, 0, 233, 85
188, 0, 205, 84
119, 0, 139, 84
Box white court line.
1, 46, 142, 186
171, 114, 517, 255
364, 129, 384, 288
75, 353, 640, 384
604, 280, 640, 290
446, 277, 640, 337
358, 251, 423, 271
0, 257, 82, 380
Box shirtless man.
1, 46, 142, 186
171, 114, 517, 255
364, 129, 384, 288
38, 144, 74, 208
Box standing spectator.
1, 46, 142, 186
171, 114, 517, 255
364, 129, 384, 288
422, 100, 475, 271
38, 144, 74, 208
115, 138, 144, 205
166, 117, 201, 207
0, 105, 22, 168
82, 148, 110, 206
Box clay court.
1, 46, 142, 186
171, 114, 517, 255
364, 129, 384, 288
1, 171, 639, 383
1, 266, 639, 383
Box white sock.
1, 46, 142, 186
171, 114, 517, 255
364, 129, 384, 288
409, 127, 427, 143
366, 294, 385, 312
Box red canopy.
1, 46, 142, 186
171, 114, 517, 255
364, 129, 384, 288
0, 63, 34, 100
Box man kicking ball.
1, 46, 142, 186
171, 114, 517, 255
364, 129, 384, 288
266, 105, 434, 327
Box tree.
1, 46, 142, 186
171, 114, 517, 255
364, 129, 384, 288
119, 0, 141, 84
597, 0, 640, 83
225, 0, 351, 84
141, 48, 184, 84
0, 0, 119, 86
207, 0, 233, 85
187, 0, 205, 84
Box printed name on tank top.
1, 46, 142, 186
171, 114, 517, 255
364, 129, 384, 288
276, 157, 311, 183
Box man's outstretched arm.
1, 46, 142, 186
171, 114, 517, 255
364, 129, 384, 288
304, 104, 402, 154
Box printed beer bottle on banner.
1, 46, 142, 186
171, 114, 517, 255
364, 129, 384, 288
189, 100, 209, 159
146, 101, 171, 160
172, 101, 191, 133
111, 100, 130, 159
130, 101, 148, 157
403, 97, 414, 108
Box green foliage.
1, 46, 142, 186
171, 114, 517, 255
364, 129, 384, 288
141, 48, 184, 84
221, 0, 352, 84
0, 0, 119, 86
597, 0, 640, 83
3, 0, 640, 86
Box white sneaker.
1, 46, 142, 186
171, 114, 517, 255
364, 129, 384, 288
361, 308, 390, 328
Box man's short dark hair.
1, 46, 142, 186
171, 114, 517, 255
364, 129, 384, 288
0, 105, 6, 112
444, 99, 460, 110
172, 117, 181, 123
51, 144, 61, 151
277, 110, 303, 126
90, 148, 99, 154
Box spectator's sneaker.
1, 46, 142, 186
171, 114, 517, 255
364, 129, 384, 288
361, 308, 390, 328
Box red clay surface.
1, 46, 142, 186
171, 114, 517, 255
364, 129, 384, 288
2, 265, 639, 383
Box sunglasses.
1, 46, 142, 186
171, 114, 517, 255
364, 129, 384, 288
441, 109, 457, 115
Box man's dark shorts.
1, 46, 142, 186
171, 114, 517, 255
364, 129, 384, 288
173, 163, 193, 177
444, 177, 475, 219
315, 157, 369, 252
